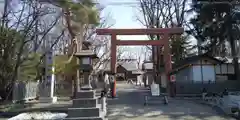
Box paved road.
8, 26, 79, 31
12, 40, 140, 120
107, 82, 235, 120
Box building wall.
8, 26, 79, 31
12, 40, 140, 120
176, 64, 238, 82
175, 67, 192, 82
175, 57, 219, 83
173, 57, 240, 94
116, 65, 127, 81
192, 58, 236, 80
175, 64, 239, 94
192, 65, 216, 82
176, 65, 216, 82
175, 65, 232, 94
215, 64, 234, 75
126, 71, 138, 81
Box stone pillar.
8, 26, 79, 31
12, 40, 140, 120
39, 66, 57, 103
39, 35, 57, 103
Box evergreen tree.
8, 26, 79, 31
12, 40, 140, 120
188, 0, 240, 79
171, 35, 192, 63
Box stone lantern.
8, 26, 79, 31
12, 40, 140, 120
67, 48, 107, 119
74, 50, 98, 91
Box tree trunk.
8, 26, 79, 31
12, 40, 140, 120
0, 83, 13, 101
231, 41, 240, 80
228, 12, 240, 81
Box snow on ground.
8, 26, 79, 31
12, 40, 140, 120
8, 112, 67, 120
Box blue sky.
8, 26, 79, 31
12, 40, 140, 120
99, 0, 150, 56
99, 0, 148, 40
99, 0, 196, 46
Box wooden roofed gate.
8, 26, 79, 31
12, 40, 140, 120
96, 28, 184, 96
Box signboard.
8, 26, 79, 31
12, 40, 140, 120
170, 74, 176, 82
150, 82, 160, 96
45, 44, 54, 86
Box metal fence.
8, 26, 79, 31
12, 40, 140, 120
12, 81, 38, 102
176, 80, 240, 94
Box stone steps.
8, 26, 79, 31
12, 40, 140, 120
68, 105, 101, 117
66, 108, 107, 120
76, 90, 96, 98
72, 97, 98, 108
67, 89, 107, 120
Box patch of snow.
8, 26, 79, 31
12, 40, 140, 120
214, 56, 240, 63
8, 112, 67, 120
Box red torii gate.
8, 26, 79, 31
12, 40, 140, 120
96, 28, 183, 95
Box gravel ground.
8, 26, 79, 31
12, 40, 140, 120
107, 82, 235, 120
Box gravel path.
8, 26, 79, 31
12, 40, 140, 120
107, 82, 235, 120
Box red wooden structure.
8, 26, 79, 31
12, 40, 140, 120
96, 28, 184, 95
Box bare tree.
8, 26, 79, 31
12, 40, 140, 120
82, 10, 114, 70
138, 0, 188, 29
81, 7, 129, 71
123, 47, 148, 69
136, 0, 190, 84
0, 0, 66, 100
137, 0, 190, 59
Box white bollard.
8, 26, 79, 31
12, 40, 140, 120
101, 96, 107, 116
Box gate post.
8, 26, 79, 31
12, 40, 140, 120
111, 34, 117, 98
163, 34, 174, 97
